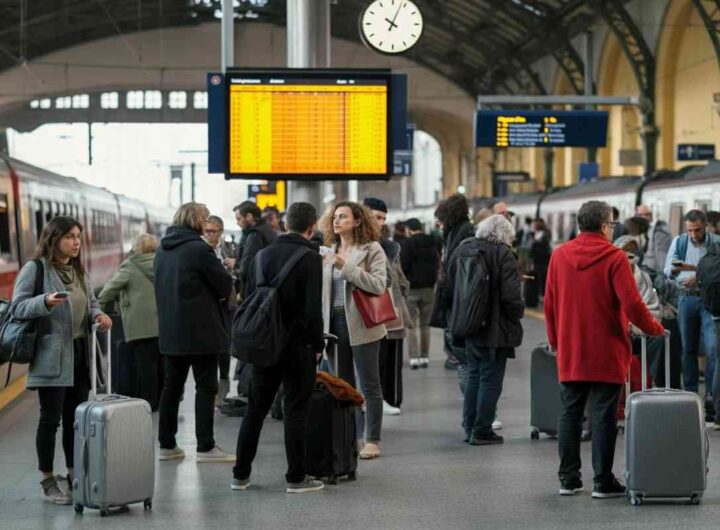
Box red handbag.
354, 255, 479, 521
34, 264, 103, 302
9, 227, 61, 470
351, 288, 398, 328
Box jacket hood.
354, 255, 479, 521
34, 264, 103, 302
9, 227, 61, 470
130, 252, 156, 276
161, 226, 202, 250
563, 232, 620, 271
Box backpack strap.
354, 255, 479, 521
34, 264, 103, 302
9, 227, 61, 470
677, 234, 689, 262
266, 247, 312, 288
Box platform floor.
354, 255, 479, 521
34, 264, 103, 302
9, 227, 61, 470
1, 316, 719, 529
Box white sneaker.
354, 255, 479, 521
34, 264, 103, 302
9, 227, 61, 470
197, 445, 235, 463
420, 357, 429, 368
492, 419, 503, 430
410, 359, 420, 370
159, 446, 185, 461
383, 401, 401, 416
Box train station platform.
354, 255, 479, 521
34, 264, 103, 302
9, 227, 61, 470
1, 315, 719, 529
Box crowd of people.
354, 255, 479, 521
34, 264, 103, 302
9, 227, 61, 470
10, 190, 720, 504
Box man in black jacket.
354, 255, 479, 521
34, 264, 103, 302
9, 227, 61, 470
155, 202, 235, 463
233, 201, 277, 298
231, 202, 325, 494
401, 218, 440, 369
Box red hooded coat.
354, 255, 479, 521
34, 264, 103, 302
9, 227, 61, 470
544, 232, 665, 384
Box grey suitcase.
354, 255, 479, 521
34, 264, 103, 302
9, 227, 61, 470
530, 344, 561, 439
73, 325, 155, 516
625, 331, 709, 505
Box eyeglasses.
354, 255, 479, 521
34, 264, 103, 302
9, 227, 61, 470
605, 221, 619, 228
204, 229, 221, 234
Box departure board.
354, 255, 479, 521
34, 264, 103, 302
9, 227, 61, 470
475, 110, 609, 148
226, 69, 392, 179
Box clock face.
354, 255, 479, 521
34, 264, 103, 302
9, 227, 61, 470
359, 0, 424, 55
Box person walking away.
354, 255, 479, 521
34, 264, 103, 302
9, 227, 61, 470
11, 216, 111, 504
664, 210, 720, 420
231, 201, 277, 299
98, 234, 162, 410
530, 218, 552, 300
155, 202, 235, 463
401, 218, 440, 369
232, 203, 325, 493
320, 201, 388, 459
635, 204, 673, 277
545, 201, 664, 498
445, 215, 523, 445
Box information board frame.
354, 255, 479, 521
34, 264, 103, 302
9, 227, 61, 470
225, 68, 393, 181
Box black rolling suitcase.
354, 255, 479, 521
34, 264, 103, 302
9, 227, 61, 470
523, 277, 539, 308
530, 343, 561, 439
379, 338, 403, 408
305, 334, 358, 484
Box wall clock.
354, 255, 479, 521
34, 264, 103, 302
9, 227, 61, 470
359, 0, 424, 55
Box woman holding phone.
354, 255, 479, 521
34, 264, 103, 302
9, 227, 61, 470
10, 216, 111, 505
320, 202, 388, 459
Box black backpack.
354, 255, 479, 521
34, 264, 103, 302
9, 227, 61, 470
450, 239, 492, 339
697, 244, 720, 317
231, 247, 311, 367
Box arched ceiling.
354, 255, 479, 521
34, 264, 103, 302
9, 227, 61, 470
0, 0, 601, 96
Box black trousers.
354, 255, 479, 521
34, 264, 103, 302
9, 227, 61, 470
158, 354, 218, 452
130, 337, 163, 411
233, 344, 316, 484
36, 338, 90, 473
558, 381, 622, 486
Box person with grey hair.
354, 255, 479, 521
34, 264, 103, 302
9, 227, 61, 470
443, 214, 523, 445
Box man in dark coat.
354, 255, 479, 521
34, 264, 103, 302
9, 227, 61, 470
155, 202, 235, 463
232, 202, 325, 494
233, 201, 277, 298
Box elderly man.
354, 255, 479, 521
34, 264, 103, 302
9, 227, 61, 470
635, 204, 672, 275
492, 202, 513, 221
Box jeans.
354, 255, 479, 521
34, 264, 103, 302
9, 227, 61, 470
407, 287, 434, 358
329, 312, 383, 442
158, 354, 219, 452
714, 320, 720, 419
36, 338, 90, 472
558, 382, 622, 486
218, 310, 232, 380
677, 295, 718, 396
130, 337, 163, 411
233, 344, 316, 483
445, 329, 469, 394
462, 349, 507, 439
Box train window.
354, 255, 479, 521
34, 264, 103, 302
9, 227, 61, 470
35, 200, 44, 238
557, 213, 566, 241
45, 201, 52, 222
695, 200, 711, 212
0, 194, 12, 260
669, 203, 685, 237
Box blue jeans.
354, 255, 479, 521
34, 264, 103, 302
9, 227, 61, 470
462, 349, 507, 439
678, 295, 718, 396
445, 329, 469, 394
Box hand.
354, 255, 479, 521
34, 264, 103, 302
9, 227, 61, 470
95, 314, 112, 331
682, 276, 698, 288
332, 254, 346, 269
224, 257, 236, 269
45, 293, 67, 307
315, 352, 323, 362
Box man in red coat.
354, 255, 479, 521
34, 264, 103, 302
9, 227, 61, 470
544, 200, 664, 499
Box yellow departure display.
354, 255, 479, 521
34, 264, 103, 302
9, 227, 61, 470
227, 74, 390, 177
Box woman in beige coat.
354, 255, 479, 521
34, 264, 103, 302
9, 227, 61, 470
320, 202, 388, 459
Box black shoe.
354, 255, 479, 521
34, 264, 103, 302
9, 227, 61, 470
469, 433, 504, 445
592, 478, 626, 499
559, 478, 584, 496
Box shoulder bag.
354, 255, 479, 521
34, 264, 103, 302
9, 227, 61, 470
351, 288, 397, 328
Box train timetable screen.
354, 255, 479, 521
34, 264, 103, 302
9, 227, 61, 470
475, 110, 609, 148
226, 70, 391, 179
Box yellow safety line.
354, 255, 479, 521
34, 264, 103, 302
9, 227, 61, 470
0, 374, 26, 411
525, 308, 546, 321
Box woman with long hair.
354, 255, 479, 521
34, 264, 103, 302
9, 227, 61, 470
10, 216, 111, 504
320, 201, 388, 459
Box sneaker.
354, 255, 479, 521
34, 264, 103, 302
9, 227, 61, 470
592, 478, 626, 499
410, 359, 420, 370
197, 445, 235, 463
492, 419, 503, 430
559, 478, 584, 496
41, 477, 71, 505
287, 476, 325, 494
159, 446, 185, 461
469, 433, 504, 445
420, 357, 429, 368
359, 442, 381, 459
383, 401, 401, 416
230, 477, 251, 490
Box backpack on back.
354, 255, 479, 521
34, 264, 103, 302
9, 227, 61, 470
231, 247, 310, 367
450, 239, 492, 339
697, 244, 720, 317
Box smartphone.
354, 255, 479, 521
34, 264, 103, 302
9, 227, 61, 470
672, 259, 683, 266
54, 291, 70, 299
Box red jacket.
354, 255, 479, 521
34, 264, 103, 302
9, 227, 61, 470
544, 232, 665, 384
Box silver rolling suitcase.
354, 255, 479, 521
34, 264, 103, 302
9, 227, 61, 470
625, 330, 709, 505
73, 324, 155, 516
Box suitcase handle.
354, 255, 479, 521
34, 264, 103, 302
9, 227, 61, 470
635, 329, 671, 392
90, 323, 113, 400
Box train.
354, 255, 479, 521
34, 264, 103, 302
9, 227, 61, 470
0, 156, 174, 388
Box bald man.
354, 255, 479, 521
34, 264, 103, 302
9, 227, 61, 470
493, 202, 513, 221
635, 204, 672, 275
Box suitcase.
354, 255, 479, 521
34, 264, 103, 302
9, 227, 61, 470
111, 340, 136, 397
523, 277, 539, 308
625, 331, 709, 506
73, 325, 155, 516
530, 344, 561, 439
305, 333, 358, 484
379, 338, 403, 408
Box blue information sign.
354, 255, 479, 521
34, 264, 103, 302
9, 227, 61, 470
475, 110, 609, 148
393, 151, 413, 176
677, 144, 716, 161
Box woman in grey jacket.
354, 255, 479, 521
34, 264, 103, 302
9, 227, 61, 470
320, 202, 387, 459
11, 216, 111, 505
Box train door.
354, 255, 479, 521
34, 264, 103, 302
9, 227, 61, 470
669, 203, 685, 237
0, 164, 19, 299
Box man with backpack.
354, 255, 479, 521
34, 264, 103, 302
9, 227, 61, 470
232, 200, 277, 299
664, 210, 720, 414
697, 236, 720, 429
231, 202, 325, 494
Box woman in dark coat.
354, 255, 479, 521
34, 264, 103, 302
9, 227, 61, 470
530, 218, 552, 299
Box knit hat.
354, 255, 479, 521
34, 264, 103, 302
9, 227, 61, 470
363, 197, 387, 213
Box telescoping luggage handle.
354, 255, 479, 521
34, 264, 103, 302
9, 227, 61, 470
89, 323, 112, 400
632, 329, 671, 393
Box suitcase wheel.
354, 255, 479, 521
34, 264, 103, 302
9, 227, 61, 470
630, 496, 643, 506
347, 471, 357, 482
100, 508, 110, 517
530, 429, 539, 441
690, 495, 700, 506
74, 504, 84, 514
144, 498, 153, 510
327, 476, 338, 485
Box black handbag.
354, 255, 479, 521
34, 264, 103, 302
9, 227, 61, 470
429, 278, 447, 329
0, 259, 44, 386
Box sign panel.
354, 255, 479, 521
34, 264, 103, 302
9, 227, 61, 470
475, 110, 609, 148
494, 171, 530, 182
578, 162, 599, 183
393, 151, 413, 176
677, 144, 716, 161
226, 68, 392, 180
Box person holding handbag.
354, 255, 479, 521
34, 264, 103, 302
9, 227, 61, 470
320, 201, 388, 460
10, 216, 111, 505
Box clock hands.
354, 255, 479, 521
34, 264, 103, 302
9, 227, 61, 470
385, 18, 398, 30
386, 1, 404, 32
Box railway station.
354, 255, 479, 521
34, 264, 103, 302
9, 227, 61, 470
0, 1, 719, 528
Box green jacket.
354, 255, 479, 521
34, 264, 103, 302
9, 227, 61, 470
98, 253, 158, 342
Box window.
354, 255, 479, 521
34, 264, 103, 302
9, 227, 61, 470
127, 91, 144, 109
695, 200, 711, 212
30, 100, 39, 109
35, 200, 44, 241
72, 94, 90, 109
0, 194, 12, 259
55, 96, 71, 109
101, 92, 119, 109
669, 203, 685, 237
557, 212, 566, 242
169, 91, 187, 109
45, 201, 53, 223
193, 91, 208, 109
144, 91, 162, 109
39, 99, 51, 109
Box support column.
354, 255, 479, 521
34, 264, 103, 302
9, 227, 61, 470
221, 0, 234, 73
544, 148, 554, 190
584, 31, 597, 163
